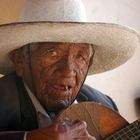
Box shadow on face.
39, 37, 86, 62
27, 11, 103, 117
10, 42, 95, 112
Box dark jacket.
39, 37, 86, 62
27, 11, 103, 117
0, 72, 118, 139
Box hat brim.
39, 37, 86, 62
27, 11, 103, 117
0, 21, 139, 75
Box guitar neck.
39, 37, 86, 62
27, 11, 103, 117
105, 119, 140, 140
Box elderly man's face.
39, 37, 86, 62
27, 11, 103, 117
11, 42, 93, 112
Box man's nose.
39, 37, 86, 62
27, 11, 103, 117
58, 56, 76, 77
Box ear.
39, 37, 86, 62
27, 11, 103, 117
9, 49, 26, 77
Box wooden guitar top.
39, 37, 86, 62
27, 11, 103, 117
58, 102, 129, 140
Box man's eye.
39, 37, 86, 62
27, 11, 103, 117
47, 49, 57, 56
76, 54, 88, 65
76, 54, 85, 61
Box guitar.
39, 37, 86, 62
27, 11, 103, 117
58, 102, 140, 140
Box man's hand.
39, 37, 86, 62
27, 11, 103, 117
27, 119, 96, 140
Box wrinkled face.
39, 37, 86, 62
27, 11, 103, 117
11, 42, 94, 112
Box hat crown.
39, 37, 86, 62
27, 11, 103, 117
20, 0, 87, 22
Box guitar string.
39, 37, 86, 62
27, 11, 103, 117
105, 119, 140, 140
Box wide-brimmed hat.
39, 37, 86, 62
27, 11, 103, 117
0, 0, 139, 75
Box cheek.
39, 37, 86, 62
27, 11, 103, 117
76, 66, 88, 85
71, 87, 79, 100
71, 69, 87, 100
32, 57, 55, 83
31, 65, 51, 99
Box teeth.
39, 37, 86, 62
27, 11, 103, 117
54, 85, 70, 91
65, 86, 68, 90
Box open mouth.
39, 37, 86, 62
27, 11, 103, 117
54, 85, 72, 92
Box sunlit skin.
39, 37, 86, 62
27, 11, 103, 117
30, 42, 93, 112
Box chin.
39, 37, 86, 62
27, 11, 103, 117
47, 101, 70, 112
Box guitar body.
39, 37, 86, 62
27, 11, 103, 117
58, 102, 129, 140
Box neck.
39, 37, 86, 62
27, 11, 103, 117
106, 119, 140, 140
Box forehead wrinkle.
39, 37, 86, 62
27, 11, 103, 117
34, 42, 63, 52
22, 42, 94, 59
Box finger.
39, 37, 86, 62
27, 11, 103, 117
56, 119, 79, 133
71, 125, 95, 139
55, 117, 71, 122
69, 121, 88, 138
81, 128, 97, 140
70, 120, 87, 131
89, 136, 97, 140
56, 119, 86, 130
80, 127, 91, 137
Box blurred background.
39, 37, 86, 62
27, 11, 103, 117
0, 0, 140, 123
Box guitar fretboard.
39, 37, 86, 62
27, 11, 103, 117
105, 119, 140, 140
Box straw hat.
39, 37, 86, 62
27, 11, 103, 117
0, 0, 139, 75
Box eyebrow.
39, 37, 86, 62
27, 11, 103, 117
47, 42, 61, 49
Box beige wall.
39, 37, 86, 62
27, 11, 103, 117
0, 0, 26, 24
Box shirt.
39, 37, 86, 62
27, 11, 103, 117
23, 80, 77, 140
